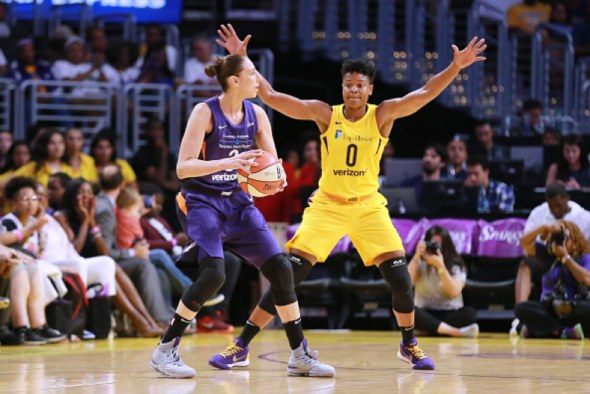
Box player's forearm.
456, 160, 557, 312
420, 62, 462, 102
177, 158, 229, 179
255, 71, 276, 105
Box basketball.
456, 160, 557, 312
237, 151, 284, 197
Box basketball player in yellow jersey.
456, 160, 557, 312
210, 25, 486, 371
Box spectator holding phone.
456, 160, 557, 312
408, 225, 479, 338
139, 183, 187, 258
516, 220, 590, 339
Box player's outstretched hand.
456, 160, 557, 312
452, 37, 486, 69
224, 150, 263, 173
216, 24, 251, 57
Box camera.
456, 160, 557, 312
425, 241, 441, 255
550, 231, 567, 246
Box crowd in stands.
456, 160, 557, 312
0, 16, 220, 94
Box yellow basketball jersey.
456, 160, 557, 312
318, 104, 388, 199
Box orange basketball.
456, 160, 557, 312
237, 151, 283, 197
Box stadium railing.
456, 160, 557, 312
0, 79, 15, 133
532, 23, 575, 121
93, 13, 137, 42
14, 79, 119, 143
119, 83, 178, 159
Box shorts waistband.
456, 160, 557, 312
181, 183, 242, 197
319, 189, 378, 203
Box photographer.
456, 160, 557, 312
516, 221, 590, 339
408, 226, 479, 338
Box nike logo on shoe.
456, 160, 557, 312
233, 355, 247, 362
201, 322, 214, 329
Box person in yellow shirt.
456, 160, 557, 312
508, 0, 552, 34
211, 24, 486, 372
13, 130, 74, 187
90, 129, 138, 189
0, 141, 31, 214
65, 128, 97, 182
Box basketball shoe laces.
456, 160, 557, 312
169, 345, 184, 366
220, 342, 243, 358
408, 345, 426, 360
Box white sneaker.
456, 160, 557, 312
509, 318, 520, 336
150, 337, 196, 378
460, 323, 480, 338
287, 339, 336, 377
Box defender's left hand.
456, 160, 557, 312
453, 37, 486, 69
216, 24, 251, 57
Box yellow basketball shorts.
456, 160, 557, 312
286, 190, 405, 266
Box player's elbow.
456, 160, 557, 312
176, 162, 189, 180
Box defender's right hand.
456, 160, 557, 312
223, 150, 263, 173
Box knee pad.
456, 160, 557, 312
257, 254, 313, 314
181, 257, 226, 312
288, 254, 314, 286
378, 257, 414, 314
260, 254, 297, 306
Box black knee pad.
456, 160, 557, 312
378, 257, 414, 314
260, 254, 297, 306
257, 253, 313, 314
181, 257, 226, 312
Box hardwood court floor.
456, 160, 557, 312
1, 330, 589, 393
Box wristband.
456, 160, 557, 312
171, 238, 177, 247
562, 254, 571, 263
13, 229, 23, 241
91, 226, 100, 234
438, 267, 446, 275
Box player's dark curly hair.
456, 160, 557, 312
5, 176, 39, 201
341, 59, 377, 83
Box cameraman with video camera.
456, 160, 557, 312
516, 220, 590, 339
408, 226, 479, 338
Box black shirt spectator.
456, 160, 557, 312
469, 120, 509, 160
546, 135, 590, 189
440, 138, 468, 180
400, 143, 447, 205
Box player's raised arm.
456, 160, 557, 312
176, 103, 262, 178
376, 37, 486, 124
216, 24, 332, 129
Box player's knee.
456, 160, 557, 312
378, 257, 414, 314
181, 257, 225, 312
261, 254, 297, 306
261, 254, 294, 293
288, 253, 313, 286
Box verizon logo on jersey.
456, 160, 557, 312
333, 169, 367, 177
211, 173, 237, 181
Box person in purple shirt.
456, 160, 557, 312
516, 220, 590, 340
149, 52, 335, 379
